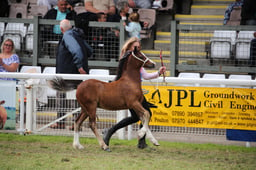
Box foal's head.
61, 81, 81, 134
115, 47, 155, 80
131, 46, 155, 69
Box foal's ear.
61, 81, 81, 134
134, 46, 138, 53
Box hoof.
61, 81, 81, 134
73, 144, 84, 150
102, 128, 110, 146
153, 141, 160, 146
137, 143, 148, 149
103, 148, 111, 152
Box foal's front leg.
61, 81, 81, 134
138, 110, 160, 146
89, 117, 110, 151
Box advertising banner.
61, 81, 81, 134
142, 86, 256, 131
0, 80, 16, 130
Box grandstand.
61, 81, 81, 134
144, 0, 256, 77
0, 0, 255, 76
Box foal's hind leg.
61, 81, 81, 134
73, 108, 88, 150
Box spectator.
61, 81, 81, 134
90, 13, 108, 57
250, 32, 256, 66
0, 0, 9, 17
115, 1, 149, 27
84, 0, 118, 22
102, 37, 166, 149
152, 0, 167, 9
115, 0, 130, 22
43, 0, 76, 38
38, 0, 81, 9
95, 13, 108, 45
223, 0, 243, 25
97, 13, 120, 60
240, 0, 256, 25
124, 12, 141, 39
38, 0, 58, 10
50, 19, 93, 129
0, 39, 20, 81
124, 0, 152, 9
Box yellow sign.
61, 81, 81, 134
142, 86, 256, 131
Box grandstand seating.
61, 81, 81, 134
235, 31, 255, 60
176, 72, 200, 86
89, 69, 110, 75
9, 3, 28, 18
89, 69, 110, 83
25, 24, 33, 52
153, 0, 174, 13
27, 4, 48, 18
9, 0, 27, 4
42, 67, 56, 97
137, 9, 156, 39
228, 74, 252, 88
20, 65, 42, 87
3, 23, 27, 51
0, 22, 5, 43
210, 30, 237, 59
20, 65, 41, 73
201, 73, 226, 87
27, 0, 37, 5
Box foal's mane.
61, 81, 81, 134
114, 51, 131, 81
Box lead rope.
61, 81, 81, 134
159, 49, 166, 82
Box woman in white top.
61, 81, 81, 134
0, 39, 20, 81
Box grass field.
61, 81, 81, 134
0, 133, 255, 170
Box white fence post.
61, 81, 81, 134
18, 80, 25, 134
127, 110, 133, 140
25, 87, 33, 131
32, 87, 37, 131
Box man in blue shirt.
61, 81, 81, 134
43, 0, 76, 40
50, 19, 93, 129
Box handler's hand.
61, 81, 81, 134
159, 66, 166, 75
78, 67, 87, 74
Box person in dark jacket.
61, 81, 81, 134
250, 32, 256, 66
43, 0, 77, 40
50, 19, 93, 129
240, 0, 256, 25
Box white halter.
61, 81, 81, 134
131, 51, 155, 67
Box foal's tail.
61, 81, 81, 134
47, 76, 79, 92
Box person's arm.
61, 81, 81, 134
78, 67, 87, 74
0, 55, 19, 72
128, 0, 136, 8
125, 22, 135, 32
223, 4, 234, 25
84, 1, 115, 15
141, 67, 158, 80
84, 1, 102, 13
0, 62, 19, 72
63, 32, 87, 74
140, 66, 166, 80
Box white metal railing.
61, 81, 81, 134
1, 72, 256, 140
